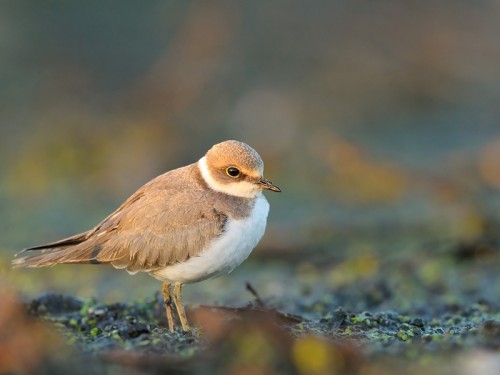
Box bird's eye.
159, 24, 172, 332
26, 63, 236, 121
225, 167, 240, 177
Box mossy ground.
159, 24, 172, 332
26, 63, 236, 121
29, 290, 499, 358
2, 231, 499, 374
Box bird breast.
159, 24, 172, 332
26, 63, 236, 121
150, 194, 270, 284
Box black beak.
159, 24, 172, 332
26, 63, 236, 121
258, 178, 281, 192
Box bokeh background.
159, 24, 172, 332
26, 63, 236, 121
1, 1, 500, 304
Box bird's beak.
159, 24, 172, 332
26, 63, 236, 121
257, 178, 281, 192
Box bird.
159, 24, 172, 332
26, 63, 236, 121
13, 140, 281, 332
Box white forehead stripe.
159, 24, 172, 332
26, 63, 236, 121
198, 156, 261, 198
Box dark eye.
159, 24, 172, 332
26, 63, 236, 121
225, 167, 240, 177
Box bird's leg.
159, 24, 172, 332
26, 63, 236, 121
161, 282, 175, 332
173, 282, 190, 332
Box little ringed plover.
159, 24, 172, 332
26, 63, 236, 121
13, 140, 281, 332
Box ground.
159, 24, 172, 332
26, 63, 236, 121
1, 229, 499, 374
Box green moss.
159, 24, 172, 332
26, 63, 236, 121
90, 327, 100, 337
396, 330, 408, 341
66, 336, 77, 345
69, 318, 79, 327
343, 327, 352, 335
13, 229, 499, 373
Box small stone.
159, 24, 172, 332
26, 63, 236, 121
410, 317, 425, 328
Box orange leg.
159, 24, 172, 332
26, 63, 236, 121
161, 282, 175, 332
173, 282, 190, 332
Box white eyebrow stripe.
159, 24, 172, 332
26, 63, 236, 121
197, 156, 261, 198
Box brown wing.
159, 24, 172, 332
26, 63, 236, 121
13, 165, 228, 272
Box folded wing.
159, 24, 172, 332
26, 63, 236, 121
13, 169, 228, 273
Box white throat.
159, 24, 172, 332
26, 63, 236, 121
198, 156, 261, 198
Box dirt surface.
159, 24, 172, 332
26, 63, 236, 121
2, 232, 499, 374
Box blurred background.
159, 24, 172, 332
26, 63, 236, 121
1, 1, 499, 303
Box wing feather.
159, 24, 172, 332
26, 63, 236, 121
13, 164, 234, 272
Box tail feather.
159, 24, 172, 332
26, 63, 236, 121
16, 231, 92, 254
12, 230, 103, 268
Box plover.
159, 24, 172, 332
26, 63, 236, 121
13, 140, 281, 332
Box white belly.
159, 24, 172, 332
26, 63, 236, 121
151, 194, 270, 284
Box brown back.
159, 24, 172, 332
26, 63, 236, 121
13, 163, 255, 272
